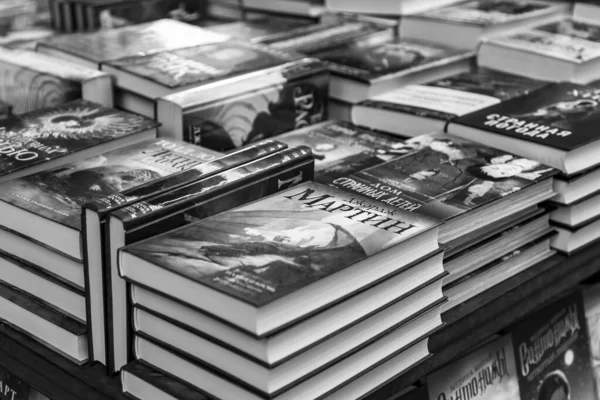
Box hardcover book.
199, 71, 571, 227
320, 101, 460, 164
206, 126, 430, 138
332, 133, 556, 244
427, 334, 521, 400
102, 39, 303, 99
448, 82, 600, 175
536, 17, 600, 43
510, 291, 597, 400
584, 284, 600, 400
36, 18, 228, 68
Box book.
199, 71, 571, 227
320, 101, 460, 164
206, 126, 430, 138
552, 215, 600, 254
427, 334, 520, 400
477, 18, 600, 84
274, 120, 414, 183
0, 47, 113, 114
118, 181, 440, 337
82, 139, 283, 366
448, 82, 600, 175
242, 0, 324, 18
510, 291, 597, 400
36, 18, 228, 69
550, 191, 600, 229
583, 283, 600, 400
0, 364, 31, 400
400, 0, 570, 50
552, 165, 600, 206
324, 0, 464, 16
205, 17, 314, 43
331, 132, 556, 245
156, 57, 329, 151
352, 68, 548, 137
107, 146, 314, 372
314, 35, 474, 103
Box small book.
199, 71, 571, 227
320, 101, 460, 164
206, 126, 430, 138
324, 0, 463, 16
448, 82, 600, 176
0, 47, 113, 114
552, 165, 600, 206
36, 18, 228, 69
156, 57, 329, 151
82, 139, 283, 366
119, 181, 440, 337
0, 280, 88, 365
107, 146, 314, 373
101, 39, 305, 101
400, 0, 570, 50
477, 18, 600, 84
352, 68, 548, 137
274, 120, 413, 182
552, 214, 600, 254
550, 190, 600, 229
314, 35, 473, 103
332, 133, 556, 246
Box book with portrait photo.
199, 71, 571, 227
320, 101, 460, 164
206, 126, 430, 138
448, 82, 600, 175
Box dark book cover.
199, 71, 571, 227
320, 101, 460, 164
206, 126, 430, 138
420, 0, 557, 26
0, 138, 215, 230
107, 40, 302, 89
122, 181, 440, 307
275, 120, 412, 183
182, 60, 329, 152
511, 291, 597, 400
536, 17, 600, 43
0, 99, 157, 183
314, 37, 468, 83
36, 18, 227, 64
332, 133, 556, 222
455, 82, 600, 151
0, 100, 12, 120
0, 365, 31, 400
584, 285, 600, 400
360, 68, 548, 121
88, 139, 285, 216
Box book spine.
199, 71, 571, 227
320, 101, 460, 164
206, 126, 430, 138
119, 145, 314, 237
85, 139, 287, 216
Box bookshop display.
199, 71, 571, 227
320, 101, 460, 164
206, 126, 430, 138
3, 1, 600, 400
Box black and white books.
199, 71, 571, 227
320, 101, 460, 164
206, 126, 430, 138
477, 17, 600, 84
0, 280, 88, 364
314, 35, 474, 103
351, 68, 548, 137
324, 0, 463, 16
108, 146, 314, 372
119, 181, 440, 337
332, 133, 556, 246
550, 191, 600, 229
448, 82, 600, 176
0, 47, 113, 113
156, 57, 329, 151
400, 0, 570, 50
36, 19, 228, 69
552, 216, 600, 254
0, 99, 157, 187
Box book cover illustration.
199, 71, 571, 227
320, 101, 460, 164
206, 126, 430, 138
317, 38, 464, 81
183, 70, 328, 151
0, 138, 209, 228
536, 18, 600, 43
423, 0, 553, 25
0, 99, 157, 180
108, 40, 299, 89
124, 181, 439, 306
584, 285, 600, 400
334, 133, 555, 221
457, 82, 600, 151
511, 292, 596, 400
276, 121, 413, 182
490, 29, 600, 63
427, 334, 520, 400
38, 19, 227, 63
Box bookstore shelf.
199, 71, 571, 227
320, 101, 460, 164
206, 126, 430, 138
1, 242, 599, 400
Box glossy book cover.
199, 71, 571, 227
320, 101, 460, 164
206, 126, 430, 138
536, 18, 600, 43
108, 40, 301, 89
123, 181, 439, 306
0, 138, 216, 229
334, 133, 556, 221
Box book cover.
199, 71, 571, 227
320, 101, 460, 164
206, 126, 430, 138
427, 334, 520, 400
0, 138, 216, 229
360, 69, 547, 121
536, 18, 600, 43
0, 99, 157, 182
316, 38, 467, 82
584, 285, 600, 400
0, 364, 30, 400
275, 120, 412, 182
421, 0, 556, 25
511, 291, 596, 400
123, 181, 439, 307
37, 18, 228, 64
107, 40, 301, 89
182, 61, 329, 151
332, 133, 556, 221
455, 82, 600, 151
